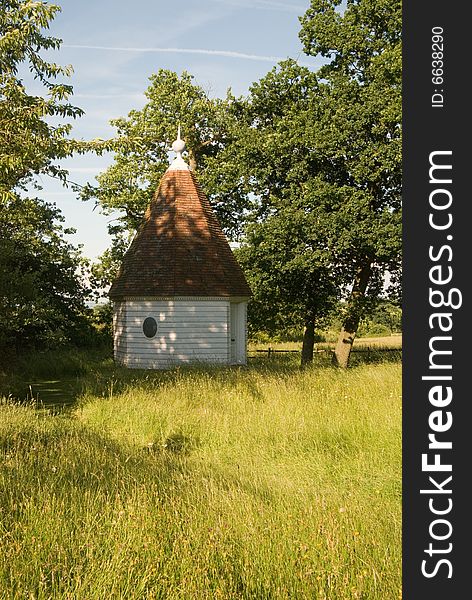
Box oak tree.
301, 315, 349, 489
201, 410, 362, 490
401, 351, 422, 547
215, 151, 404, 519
299, 0, 402, 366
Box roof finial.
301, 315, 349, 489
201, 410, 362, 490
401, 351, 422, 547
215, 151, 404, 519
168, 125, 189, 171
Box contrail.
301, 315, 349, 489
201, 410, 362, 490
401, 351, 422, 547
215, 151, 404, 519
63, 44, 299, 64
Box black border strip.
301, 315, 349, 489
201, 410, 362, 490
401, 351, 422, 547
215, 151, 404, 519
403, 1, 469, 597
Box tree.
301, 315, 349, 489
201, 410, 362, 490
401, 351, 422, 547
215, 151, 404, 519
237, 209, 339, 365
216, 2, 401, 367
0, 195, 90, 350
0, 1, 90, 352
224, 60, 344, 364
298, 0, 402, 367
0, 0, 83, 193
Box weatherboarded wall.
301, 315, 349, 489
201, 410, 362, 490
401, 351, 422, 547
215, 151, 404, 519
113, 298, 231, 369
113, 301, 127, 363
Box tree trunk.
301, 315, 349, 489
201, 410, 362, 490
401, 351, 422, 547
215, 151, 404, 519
333, 263, 372, 368
301, 317, 315, 367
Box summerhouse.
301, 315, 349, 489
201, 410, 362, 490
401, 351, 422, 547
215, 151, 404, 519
109, 131, 252, 368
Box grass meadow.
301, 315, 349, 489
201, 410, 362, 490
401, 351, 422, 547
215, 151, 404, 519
0, 352, 401, 599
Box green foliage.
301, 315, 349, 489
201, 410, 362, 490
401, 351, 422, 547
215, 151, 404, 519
0, 0, 83, 192
298, 0, 402, 283
225, 60, 340, 338
289, 0, 401, 363
0, 362, 401, 598
0, 194, 92, 349
88, 235, 131, 302
216, 0, 401, 344
0, 1, 94, 352
236, 204, 339, 337
89, 302, 113, 338
357, 300, 402, 337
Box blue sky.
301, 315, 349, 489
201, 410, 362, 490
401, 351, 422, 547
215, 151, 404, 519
33, 0, 321, 259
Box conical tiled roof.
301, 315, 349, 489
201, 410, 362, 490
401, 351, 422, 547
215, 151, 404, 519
109, 168, 252, 299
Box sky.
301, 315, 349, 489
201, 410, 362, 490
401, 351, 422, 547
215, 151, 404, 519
30, 0, 322, 260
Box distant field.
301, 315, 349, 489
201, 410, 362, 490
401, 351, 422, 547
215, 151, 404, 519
346, 335, 402, 349
0, 359, 401, 599
249, 334, 402, 352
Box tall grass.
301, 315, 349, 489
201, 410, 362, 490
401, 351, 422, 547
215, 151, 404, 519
0, 347, 113, 403
0, 361, 401, 599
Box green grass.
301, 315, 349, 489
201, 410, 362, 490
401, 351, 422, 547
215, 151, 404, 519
249, 334, 402, 352
0, 359, 401, 599
0, 347, 113, 405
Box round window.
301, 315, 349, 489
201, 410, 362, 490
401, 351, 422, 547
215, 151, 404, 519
143, 316, 158, 338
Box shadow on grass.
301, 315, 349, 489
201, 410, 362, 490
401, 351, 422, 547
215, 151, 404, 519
1, 346, 401, 411
0, 347, 113, 410
0, 412, 191, 513
0, 398, 279, 531
0, 402, 285, 599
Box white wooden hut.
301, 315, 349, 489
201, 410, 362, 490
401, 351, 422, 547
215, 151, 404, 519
109, 131, 252, 368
